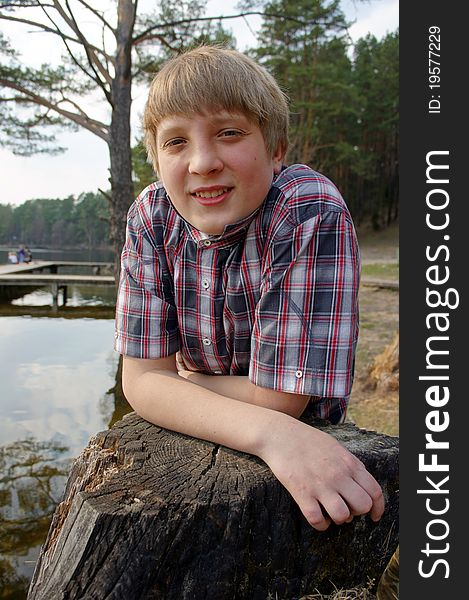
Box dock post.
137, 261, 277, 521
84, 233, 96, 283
51, 283, 59, 311
61, 285, 68, 307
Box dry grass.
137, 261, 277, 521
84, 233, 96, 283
300, 579, 377, 599
302, 592, 376, 600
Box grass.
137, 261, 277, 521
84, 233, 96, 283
361, 262, 399, 281
300, 579, 377, 599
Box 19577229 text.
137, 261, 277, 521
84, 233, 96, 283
428, 25, 441, 114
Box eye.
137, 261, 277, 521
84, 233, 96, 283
219, 129, 244, 138
162, 138, 185, 149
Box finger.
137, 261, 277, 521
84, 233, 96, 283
319, 494, 351, 526
370, 492, 385, 522
337, 478, 374, 517
352, 469, 385, 521
300, 499, 332, 531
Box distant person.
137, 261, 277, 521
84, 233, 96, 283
17, 245, 25, 263
7, 251, 18, 264
24, 246, 32, 263
115, 46, 384, 533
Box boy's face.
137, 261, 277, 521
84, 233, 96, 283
156, 111, 283, 235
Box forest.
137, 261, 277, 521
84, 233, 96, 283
0, 0, 398, 249
0, 192, 110, 248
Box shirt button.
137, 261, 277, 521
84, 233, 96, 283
203, 239, 212, 247
202, 278, 210, 289
202, 338, 212, 346
295, 370, 303, 378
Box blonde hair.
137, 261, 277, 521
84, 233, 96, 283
143, 45, 290, 171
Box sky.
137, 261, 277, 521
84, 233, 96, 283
0, 0, 399, 206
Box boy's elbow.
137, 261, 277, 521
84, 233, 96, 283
121, 362, 144, 413
286, 402, 309, 419
278, 399, 309, 419
121, 368, 138, 409
252, 384, 310, 418
121, 354, 178, 413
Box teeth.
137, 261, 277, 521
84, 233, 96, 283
194, 187, 229, 198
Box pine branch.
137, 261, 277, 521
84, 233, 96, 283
0, 77, 109, 141
40, 12, 112, 104
76, 0, 115, 35
98, 188, 112, 202
132, 11, 329, 45
0, 12, 113, 63
51, 0, 113, 93
134, 32, 180, 53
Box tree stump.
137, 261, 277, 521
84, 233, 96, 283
28, 410, 399, 600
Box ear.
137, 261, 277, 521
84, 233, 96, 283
272, 142, 285, 174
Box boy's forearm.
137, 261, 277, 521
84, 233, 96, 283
178, 371, 309, 418
122, 362, 290, 458
178, 371, 252, 402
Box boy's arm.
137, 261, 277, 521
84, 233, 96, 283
178, 369, 310, 417
123, 354, 384, 531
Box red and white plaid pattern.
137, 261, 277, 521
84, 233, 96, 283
115, 164, 360, 424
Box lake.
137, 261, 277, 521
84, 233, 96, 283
0, 248, 132, 599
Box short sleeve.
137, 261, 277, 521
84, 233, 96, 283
249, 209, 360, 400
114, 202, 179, 359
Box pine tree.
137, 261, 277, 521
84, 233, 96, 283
0, 0, 235, 273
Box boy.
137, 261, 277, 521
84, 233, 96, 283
115, 45, 384, 531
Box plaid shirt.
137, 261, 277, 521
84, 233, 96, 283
115, 164, 360, 423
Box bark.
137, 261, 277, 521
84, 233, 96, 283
28, 410, 399, 600
108, 0, 137, 280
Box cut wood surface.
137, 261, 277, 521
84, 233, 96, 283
28, 410, 399, 600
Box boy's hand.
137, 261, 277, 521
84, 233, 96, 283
259, 415, 385, 531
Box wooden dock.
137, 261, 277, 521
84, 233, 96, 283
0, 260, 115, 309
0, 260, 398, 309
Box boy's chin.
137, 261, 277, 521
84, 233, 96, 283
188, 218, 224, 236
190, 213, 231, 236
187, 205, 258, 236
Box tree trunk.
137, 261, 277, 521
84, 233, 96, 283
108, 0, 137, 281
28, 410, 399, 600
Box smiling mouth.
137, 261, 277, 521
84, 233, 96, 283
191, 187, 232, 205
192, 187, 231, 199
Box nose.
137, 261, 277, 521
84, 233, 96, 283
188, 140, 223, 175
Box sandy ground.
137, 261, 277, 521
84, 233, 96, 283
348, 223, 399, 437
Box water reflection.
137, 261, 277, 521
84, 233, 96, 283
0, 312, 132, 598
103, 355, 131, 427
0, 439, 71, 598
11, 285, 116, 308
0, 304, 115, 320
